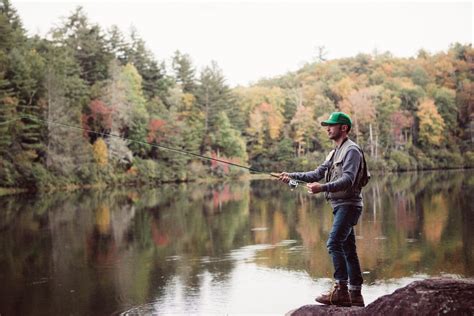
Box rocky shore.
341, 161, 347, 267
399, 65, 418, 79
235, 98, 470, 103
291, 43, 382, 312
287, 278, 474, 316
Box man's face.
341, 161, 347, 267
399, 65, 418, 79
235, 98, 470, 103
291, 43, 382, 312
326, 124, 342, 140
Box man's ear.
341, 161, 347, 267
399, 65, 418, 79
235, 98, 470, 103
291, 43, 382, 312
341, 125, 348, 132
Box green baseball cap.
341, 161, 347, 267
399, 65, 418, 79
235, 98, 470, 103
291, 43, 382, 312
321, 112, 352, 127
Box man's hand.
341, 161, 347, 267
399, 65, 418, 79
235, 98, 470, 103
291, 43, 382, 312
307, 182, 324, 194
278, 172, 291, 183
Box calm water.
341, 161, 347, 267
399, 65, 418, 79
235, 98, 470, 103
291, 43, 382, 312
0, 170, 473, 315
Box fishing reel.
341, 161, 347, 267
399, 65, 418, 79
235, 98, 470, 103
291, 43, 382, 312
288, 179, 299, 190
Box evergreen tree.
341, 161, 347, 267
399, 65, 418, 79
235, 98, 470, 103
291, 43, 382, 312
196, 61, 235, 152
171, 50, 196, 93
52, 6, 113, 85
0, 88, 16, 155
0, 1, 46, 158
128, 28, 170, 100
0, 0, 24, 50
106, 25, 130, 65
211, 111, 247, 159
0, 1, 16, 154
14, 46, 46, 156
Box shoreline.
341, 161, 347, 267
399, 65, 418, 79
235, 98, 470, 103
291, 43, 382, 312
0, 167, 472, 197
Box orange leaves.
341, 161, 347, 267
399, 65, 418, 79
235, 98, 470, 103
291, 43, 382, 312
83, 99, 113, 138
89, 99, 113, 128
147, 118, 167, 144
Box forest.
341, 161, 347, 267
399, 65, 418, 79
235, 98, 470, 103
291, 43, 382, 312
0, 1, 473, 190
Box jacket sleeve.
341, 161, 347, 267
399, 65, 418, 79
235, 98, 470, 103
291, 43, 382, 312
288, 158, 332, 183
321, 147, 362, 192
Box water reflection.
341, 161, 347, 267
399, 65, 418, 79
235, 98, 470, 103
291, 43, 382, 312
0, 170, 473, 315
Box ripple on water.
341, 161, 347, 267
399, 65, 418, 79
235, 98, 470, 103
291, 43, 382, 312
275, 239, 298, 247
251, 227, 268, 231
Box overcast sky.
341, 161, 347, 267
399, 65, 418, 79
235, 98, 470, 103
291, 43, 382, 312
13, 0, 473, 87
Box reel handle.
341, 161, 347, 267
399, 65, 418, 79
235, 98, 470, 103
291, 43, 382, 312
288, 179, 298, 190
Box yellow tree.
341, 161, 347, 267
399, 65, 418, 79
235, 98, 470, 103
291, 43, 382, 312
417, 99, 445, 147
432, 52, 456, 89
330, 77, 355, 103
290, 104, 316, 156
93, 137, 108, 167
247, 102, 284, 159
234, 86, 285, 119
248, 102, 284, 140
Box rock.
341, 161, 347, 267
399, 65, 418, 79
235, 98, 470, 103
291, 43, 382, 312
286, 305, 362, 316
287, 278, 474, 316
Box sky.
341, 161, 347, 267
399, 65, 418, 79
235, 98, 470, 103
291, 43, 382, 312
12, 0, 473, 87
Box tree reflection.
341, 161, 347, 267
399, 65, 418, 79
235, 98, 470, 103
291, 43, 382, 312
0, 170, 473, 315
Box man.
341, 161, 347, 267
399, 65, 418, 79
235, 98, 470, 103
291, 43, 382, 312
279, 111, 368, 307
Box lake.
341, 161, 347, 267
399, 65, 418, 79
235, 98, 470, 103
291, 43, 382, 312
0, 170, 473, 315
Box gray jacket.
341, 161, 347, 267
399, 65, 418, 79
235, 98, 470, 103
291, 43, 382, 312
289, 138, 363, 207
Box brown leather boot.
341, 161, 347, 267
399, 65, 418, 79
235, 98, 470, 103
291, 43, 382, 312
315, 283, 352, 307
350, 289, 365, 307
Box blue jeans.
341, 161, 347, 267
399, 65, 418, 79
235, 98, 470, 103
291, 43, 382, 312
326, 204, 363, 287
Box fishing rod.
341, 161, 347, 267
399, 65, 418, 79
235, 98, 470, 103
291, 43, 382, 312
10, 114, 307, 190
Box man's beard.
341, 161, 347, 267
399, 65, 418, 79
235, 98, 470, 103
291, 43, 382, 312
329, 130, 341, 140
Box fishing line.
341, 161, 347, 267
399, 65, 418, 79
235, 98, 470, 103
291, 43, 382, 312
8, 114, 307, 188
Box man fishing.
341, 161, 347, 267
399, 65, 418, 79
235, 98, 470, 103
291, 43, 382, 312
279, 111, 368, 307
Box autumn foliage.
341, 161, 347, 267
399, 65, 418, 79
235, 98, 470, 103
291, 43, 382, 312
82, 100, 114, 140
93, 138, 109, 167
0, 1, 472, 189
147, 118, 167, 144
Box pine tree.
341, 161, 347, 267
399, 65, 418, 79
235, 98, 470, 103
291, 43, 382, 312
172, 50, 196, 93
196, 61, 236, 152
0, 6, 16, 153
0, 0, 24, 50
0, 1, 46, 158
51, 6, 113, 85
211, 111, 247, 160
128, 28, 170, 100
106, 25, 130, 65
0, 0, 21, 155
0, 89, 17, 155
